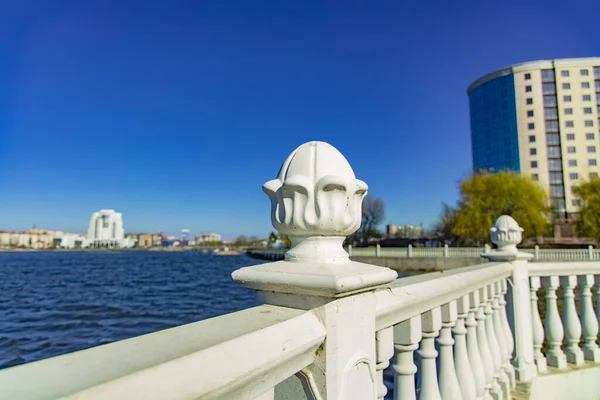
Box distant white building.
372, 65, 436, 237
195, 233, 222, 243
88, 210, 129, 248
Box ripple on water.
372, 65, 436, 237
0, 252, 261, 368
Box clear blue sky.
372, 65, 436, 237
1, 1, 598, 240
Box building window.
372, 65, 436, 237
548, 146, 561, 157
585, 120, 594, 127
595, 67, 600, 79
531, 161, 538, 168
546, 133, 560, 145
587, 133, 595, 140
582, 82, 590, 89
571, 186, 578, 194
588, 146, 597, 153
562, 83, 571, 89
565, 121, 574, 127
530, 148, 537, 155
532, 173, 539, 180
583, 94, 591, 101
549, 160, 562, 171
566, 133, 575, 140
525, 85, 532, 92
570, 172, 579, 180
526, 98, 533, 105
529, 135, 536, 143
528, 123, 535, 130
584, 107, 593, 114
542, 70, 555, 81
572, 199, 581, 206
524, 73, 531, 80
542, 83, 555, 94
561, 70, 570, 77
591, 172, 599, 179
581, 69, 589, 76
527, 110, 534, 117
551, 185, 564, 196
568, 146, 576, 153
589, 159, 597, 166
568, 159, 577, 166
564, 108, 573, 115
545, 120, 559, 131
564, 95, 572, 102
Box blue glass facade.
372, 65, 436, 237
469, 74, 520, 172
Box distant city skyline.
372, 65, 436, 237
1, 1, 599, 240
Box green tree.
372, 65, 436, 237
453, 172, 550, 244
574, 178, 600, 244
431, 202, 461, 244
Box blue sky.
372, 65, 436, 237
1, 1, 598, 240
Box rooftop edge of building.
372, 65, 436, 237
467, 57, 600, 95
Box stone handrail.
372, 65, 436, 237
0, 305, 325, 399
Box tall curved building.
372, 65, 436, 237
468, 58, 600, 219
88, 209, 125, 247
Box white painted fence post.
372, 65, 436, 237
453, 295, 477, 400
376, 244, 381, 257
437, 301, 462, 400
543, 276, 567, 369
408, 244, 413, 258
561, 276, 584, 365
529, 277, 547, 372
589, 245, 594, 260
578, 275, 600, 362
484, 244, 490, 254
392, 316, 421, 400
376, 327, 393, 400
232, 141, 398, 399
419, 308, 443, 400
534, 245, 539, 260
348, 244, 353, 256
466, 290, 486, 400
482, 216, 537, 382
443, 243, 449, 257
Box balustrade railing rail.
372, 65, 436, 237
2, 141, 600, 400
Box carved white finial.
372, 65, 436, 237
263, 141, 368, 262
489, 215, 523, 253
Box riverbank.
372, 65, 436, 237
0, 247, 231, 253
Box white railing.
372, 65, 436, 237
2, 141, 600, 400
347, 244, 599, 261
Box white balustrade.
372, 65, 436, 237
476, 286, 495, 399
467, 290, 487, 400
529, 277, 547, 372
483, 285, 503, 400
561, 276, 584, 365
454, 295, 477, 400
376, 327, 394, 400
498, 279, 516, 387
491, 281, 511, 398
542, 276, 568, 369
392, 316, 421, 400
578, 275, 600, 361
418, 308, 443, 400
438, 301, 463, 400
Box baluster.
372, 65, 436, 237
498, 279, 516, 387
476, 288, 494, 399
578, 275, 600, 362
393, 316, 422, 400
542, 276, 567, 368
419, 308, 442, 400
484, 285, 503, 400
453, 295, 477, 400
467, 290, 486, 400
438, 301, 463, 400
376, 327, 394, 400
491, 282, 511, 399
529, 277, 547, 372
561, 276, 584, 365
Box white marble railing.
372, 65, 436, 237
2, 141, 599, 399
528, 262, 600, 372
349, 244, 599, 261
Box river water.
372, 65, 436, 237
0, 251, 261, 369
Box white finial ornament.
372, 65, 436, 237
263, 141, 368, 262
490, 215, 523, 253
232, 141, 397, 299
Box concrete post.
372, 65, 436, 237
589, 245, 594, 260
483, 215, 537, 382
534, 245, 539, 260
408, 244, 413, 258
348, 244, 353, 256
232, 141, 397, 399
443, 243, 449, 258
376, 244, 381, 257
